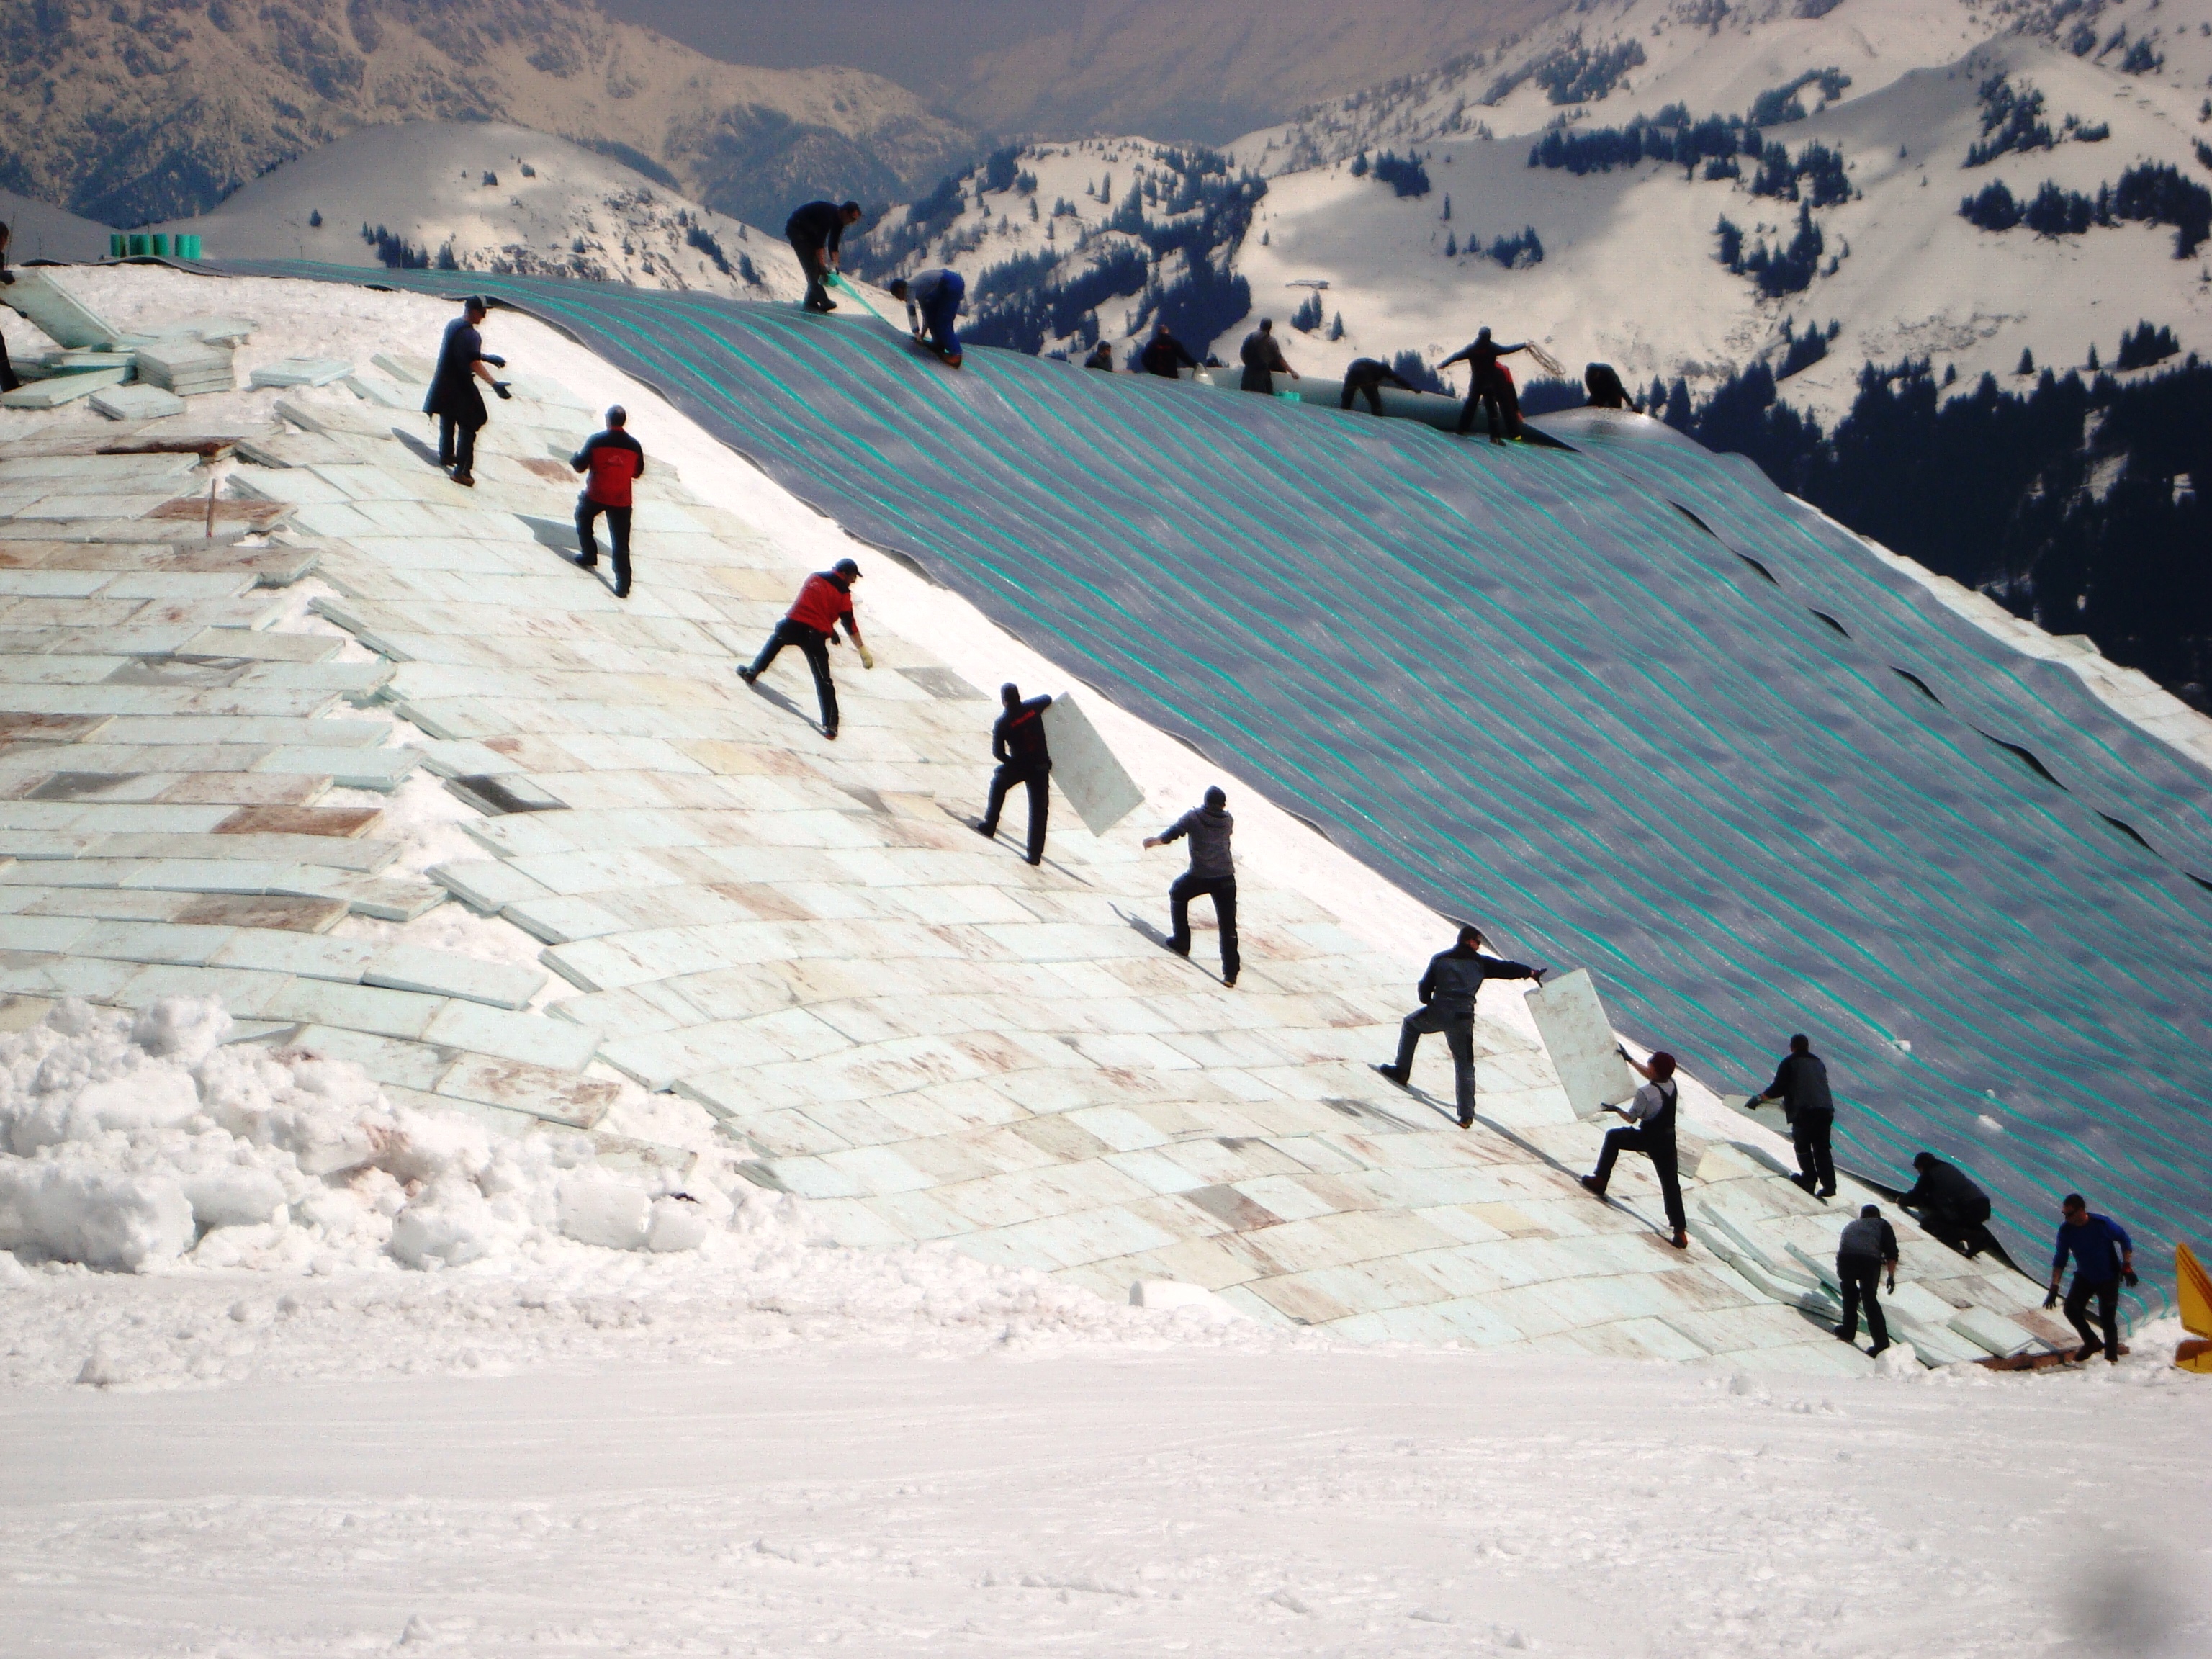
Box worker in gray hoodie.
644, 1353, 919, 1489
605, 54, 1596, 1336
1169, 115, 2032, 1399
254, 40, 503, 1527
1145, 786, 1239, 985
1377, 925, 1545, 1127
1834, 1203, 1899, 1357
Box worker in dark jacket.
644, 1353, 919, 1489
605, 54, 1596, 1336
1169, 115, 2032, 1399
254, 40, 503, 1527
737, 557, 871, 739
423, 297, 508, 487
1834, 1203, 1899, 1357
890, 269, 965, 366
976, 683, 1052, 865
1141, 326, 1198, 379
1238, 319, 1298, 394
786, 199, 862, 313
1581, 1050, 1689, 1249
2044, 1193, 2137, 1364
1339, 357, 1413, 415
1377, 925, 1544, 1126
1584, 361, 1637, 410
1899, 1151, 1997, 1258
1084, 340, 1116, 372
1145, 786, 1239, 985
1749, 1033, 1837, 1197
1440, 326, 1525, 443
0, 221, 18, 394
570, 405, 644, 599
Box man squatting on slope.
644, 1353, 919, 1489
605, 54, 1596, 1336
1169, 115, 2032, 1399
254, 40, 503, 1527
1748, 1033, 1837, 1198
890, 269, 966, 367
737, 557, 871, 739
1581, 1049, 1690, 1249
1440, 326, 1524, 444
423, 295, 510, 487
2044, 1193, 2136, 1364
786, 199, 863, 314
572, 405, 644, 599
1341, 357, 1414, 415
1377, 925, 1544, 1128
976, 684, 1051, 865
1899, 1150, 1998, 1259
1144, 787, 1239, 986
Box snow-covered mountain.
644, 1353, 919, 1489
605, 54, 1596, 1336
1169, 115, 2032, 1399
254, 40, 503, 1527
850, 139, 1264, 366
1213, 0, 2212, 417
6, 0, 976, 230
138, 124, 809, 302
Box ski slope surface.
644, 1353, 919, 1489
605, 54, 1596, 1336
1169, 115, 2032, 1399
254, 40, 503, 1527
207, 260, 2212, 1284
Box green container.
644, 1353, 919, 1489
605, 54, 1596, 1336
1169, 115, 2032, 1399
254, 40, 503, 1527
126, 233, 149, 256
150, 233, 169, 257
178, 234, 201, 259
109, 233, 125, 259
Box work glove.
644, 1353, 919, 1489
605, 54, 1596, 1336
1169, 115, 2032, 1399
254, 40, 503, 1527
2043, 1288, 2059, 1310
492, 381, 513, 400
858, 643, 876, 670
482, 354, 507, 368
2123, 1269, 2139, 1287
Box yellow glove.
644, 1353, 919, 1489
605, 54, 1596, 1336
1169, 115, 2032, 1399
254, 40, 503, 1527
858, 643, 876, 670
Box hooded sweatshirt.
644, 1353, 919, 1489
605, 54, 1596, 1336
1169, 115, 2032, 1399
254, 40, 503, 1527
1160, 804, 1234, 877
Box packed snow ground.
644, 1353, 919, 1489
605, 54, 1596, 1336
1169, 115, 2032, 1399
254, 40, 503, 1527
3, 267, 2207, 1657
3, 1340, 2206, 1658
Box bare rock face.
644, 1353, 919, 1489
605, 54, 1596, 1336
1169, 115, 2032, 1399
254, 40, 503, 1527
5, 0, 979, 228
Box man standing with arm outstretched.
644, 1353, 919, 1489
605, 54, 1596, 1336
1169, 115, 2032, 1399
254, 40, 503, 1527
1748, 1033, 1838, 1199
1376, 925, 1544, 1128
737, 557, 872, 739
1144, 786, 1240, 986
1581, 1049, 1690, 1249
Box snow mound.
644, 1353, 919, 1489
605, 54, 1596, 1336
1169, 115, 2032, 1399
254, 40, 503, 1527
0, 997, 709, 1274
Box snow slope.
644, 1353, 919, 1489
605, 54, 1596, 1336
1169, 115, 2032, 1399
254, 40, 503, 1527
138, 123, 808, 302
0, 190, 112, 265
1208, 0, 2212, 418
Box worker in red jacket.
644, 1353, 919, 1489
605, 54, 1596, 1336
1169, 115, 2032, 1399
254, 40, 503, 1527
737, 557, 871, 739
571, 406, 645, 598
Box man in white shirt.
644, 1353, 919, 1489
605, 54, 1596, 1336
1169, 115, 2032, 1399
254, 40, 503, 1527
1580, 1049, 1689, 1249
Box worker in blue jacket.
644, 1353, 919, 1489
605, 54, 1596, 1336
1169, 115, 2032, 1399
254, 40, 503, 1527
890, 269, 966, 367
2043, 1193, 2137, 1364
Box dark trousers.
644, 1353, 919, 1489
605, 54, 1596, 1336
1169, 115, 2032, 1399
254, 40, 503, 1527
1791, 1112, 1835, 1192
576, 497, 632, 586
981, 760, 1049, 863
1394, 1004, 1475, 1123
1341, 382, 1385, 415
0, 343, 17, 395
1593, 1128, 1686, 1231
1168, 872, 1239, 981
1920, 1200, 1996, 1259
437, 415, 478, 476
1836, 1256, 1889, 1346
748, 619, 839, 733
2064, 1277, 2121, 1357
791, 238, 830, 310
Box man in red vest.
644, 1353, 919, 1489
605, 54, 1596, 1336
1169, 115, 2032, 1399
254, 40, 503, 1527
738, 558, 872, 739
571, 406, 645, 598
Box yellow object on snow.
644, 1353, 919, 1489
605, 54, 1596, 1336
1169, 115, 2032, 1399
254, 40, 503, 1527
2175, 1243, 2212, 1372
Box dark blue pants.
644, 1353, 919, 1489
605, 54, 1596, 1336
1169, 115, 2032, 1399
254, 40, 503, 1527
919, 274, 965, 357
981, 759, 1048, 863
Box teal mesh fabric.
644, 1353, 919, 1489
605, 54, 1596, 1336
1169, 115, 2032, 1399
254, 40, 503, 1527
215, 264, 2212, 1278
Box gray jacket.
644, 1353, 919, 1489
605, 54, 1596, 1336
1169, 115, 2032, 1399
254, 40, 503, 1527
1838, 1215, 1898, 1263
1161, 806, 1233, 877
1416, 943, 1538, 1017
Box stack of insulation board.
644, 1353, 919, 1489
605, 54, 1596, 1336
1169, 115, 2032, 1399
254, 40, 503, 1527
133, 338, 235, 396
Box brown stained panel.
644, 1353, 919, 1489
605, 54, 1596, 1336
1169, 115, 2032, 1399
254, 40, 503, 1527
1180, 1184, 1284, 1232
215, 804, 380, 837
174, 894, 349, 933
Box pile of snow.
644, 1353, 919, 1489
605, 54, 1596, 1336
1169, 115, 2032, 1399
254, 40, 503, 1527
0, 997, 719, 1274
